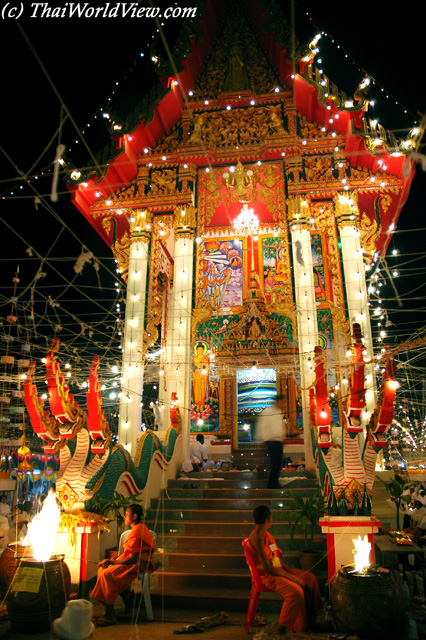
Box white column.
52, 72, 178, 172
119, 236, 149, 456
158, 286, 171, 430
291, 222, 318, 470
167, 233, 194, 461
338, 222, 376, 418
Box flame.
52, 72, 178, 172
353, 535, 371, 573
24, 491, 61, 561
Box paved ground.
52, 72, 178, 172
0, 602, 336, 640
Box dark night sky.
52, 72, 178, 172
1, 0, 425, 435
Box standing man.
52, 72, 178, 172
256, 394, 286, 488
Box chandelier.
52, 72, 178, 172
232, 204, 259, 235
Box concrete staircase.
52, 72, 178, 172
145, 444, 326, 614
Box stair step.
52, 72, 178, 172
150, 587, 284, 613
151, 571, 328, 597
163, 484, 314, 498
146, 459, 324, 613
169, 479, 316, 489
156, 551, 302, 571
151, 524, 325, 547
151, 492, 308, 517
152, 571, 258, 589
186, 469, 316, 479
145, 508, 302, 522
156, 535, 297, 552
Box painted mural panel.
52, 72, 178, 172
203, 239, 243, 309
261, 237, 289, 304
311, 232, 326, 302
295, 374, 304, 433
317, 308, 339, 429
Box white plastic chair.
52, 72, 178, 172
118, 528, 156, 620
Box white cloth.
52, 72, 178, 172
411, 506, 426, 524
191, 440, 208, 462
0, 503, 11, 518
0, 514, 9, 552
256, 405, 286, 442
182, 460, 195, 473
0, 514, 9, 536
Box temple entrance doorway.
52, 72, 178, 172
236, 368, 277, 443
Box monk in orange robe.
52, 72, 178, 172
91, 504, 156, 626
247, 505, 322, 634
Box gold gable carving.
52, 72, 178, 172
214, 296, 297, 362
194, 3, 279, 98
303, 157, 334, 183
299, 115, 329, 140
149, 167, 178, 196
184, 105, 288, 150
154, 126, 181, 154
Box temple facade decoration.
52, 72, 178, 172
65, 0, 421, 479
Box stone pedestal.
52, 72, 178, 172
319, 515, 381, 583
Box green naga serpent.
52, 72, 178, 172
23, 339, 177, 512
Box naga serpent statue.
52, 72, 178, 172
23, 339, 177, 512
310, 323, 397, 512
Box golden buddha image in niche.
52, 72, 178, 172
192, 341, 210, 411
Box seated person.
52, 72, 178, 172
9, 502, 33, 542
0, 514, 10, 551
190, 434, 208, 470
411, 500, 426, 526
247, 505, 322, 635
91, 504, 156, 626
0, 495, 11, 520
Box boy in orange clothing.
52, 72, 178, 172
91, 504, 155, 626
247, 505, 322, 635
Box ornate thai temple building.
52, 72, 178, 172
68, 0, 420, 472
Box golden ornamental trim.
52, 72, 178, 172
359, 212, 381, 263
134, 430, 160, 467
111, 231, 131, 281
351, 118, 421, 157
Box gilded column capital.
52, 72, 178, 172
178, 162, 197, 193
334, 193, 360, 228
174, 204, 197, 238
286, 195, 311, 229
285, 155, 303, 184
130, 208, 152, 243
